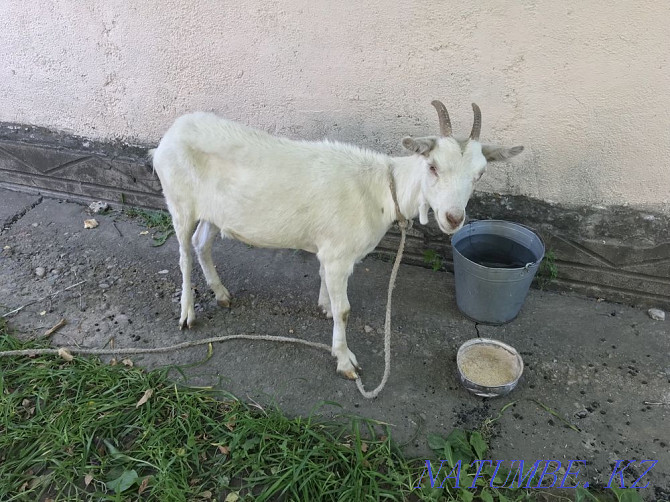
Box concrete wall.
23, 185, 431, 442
1, 1, 669, 212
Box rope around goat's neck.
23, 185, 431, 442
0, 177, 408, 400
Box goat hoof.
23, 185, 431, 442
337, 354, 360, 380
217, 298, 231, 308
179, 315, 195, 329
318, 302, 333, 318
338, 368, 359, 380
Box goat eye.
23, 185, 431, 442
429, 165, 438, 177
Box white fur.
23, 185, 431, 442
151, 109, 522, 379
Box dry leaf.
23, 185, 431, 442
84, 474, 93, 487
57, 347, 74, 362
139, 230, 149, 235
361, 442, 368, 453
84, 219, 99, 229
218, 445, 230, 455
109, 358, 117, 366
136, 388, 153, 408
39, 310, 47, 316
3, 245, 10, 250
121, 358, 133, 367
224, 493, 240, 502
137, 476, 150, 495
225, 421, 235, 432
199, 491, 213, 500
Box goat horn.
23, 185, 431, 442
431, 100, 452, 137
469, 103, 481, 141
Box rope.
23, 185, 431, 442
355, 219, 407, 398
0, 177, 408, 400
0, 334, 331, 358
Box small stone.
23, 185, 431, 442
575, 409, 589, 419
364, 325, 374, 334
99, 283, 110, 289
158, 269, 169, 274
648, 308, 665, 321
88, 201, 109, 214
35, 267, 46, 278
84, 219, 99, 229
31, 222, 38, 227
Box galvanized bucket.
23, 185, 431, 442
451, 220, 545, 324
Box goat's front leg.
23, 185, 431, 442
193, 220, 231, 307
322, 259, 360, 379
318, 262, 332, 318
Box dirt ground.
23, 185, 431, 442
1, 188, 668, 498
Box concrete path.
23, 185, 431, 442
0, 187, 668, 495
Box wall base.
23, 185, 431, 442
2, 122, 668, 310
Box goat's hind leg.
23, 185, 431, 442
318, 262, 332, 318
173, 212, 197, 329
193, 220, 231, 307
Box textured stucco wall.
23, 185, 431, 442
1, 1, 669, 212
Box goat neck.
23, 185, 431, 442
387, 155, 426, 224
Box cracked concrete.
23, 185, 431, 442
0, 187, 668, 497
0, 190, 41, 232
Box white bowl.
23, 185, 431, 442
457, 338, 524, 397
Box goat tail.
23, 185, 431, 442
146, 148, 157, 175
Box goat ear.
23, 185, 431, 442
482, 144, 524, 162
402, 136, 437, 156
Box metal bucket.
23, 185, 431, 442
451, 220, 545, 325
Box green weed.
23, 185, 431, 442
125, 208, 174, 246
537, 250, 558, 289
423, 249, 444, 272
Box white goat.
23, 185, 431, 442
151, 101, 523, 379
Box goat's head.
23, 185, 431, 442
402, 101, 524, 234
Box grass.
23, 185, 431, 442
423, 249, 444, 272
537, 250, 558, 289
0, 319, 644, 501
0, 321, 421, 501
124, 208, 174, 246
